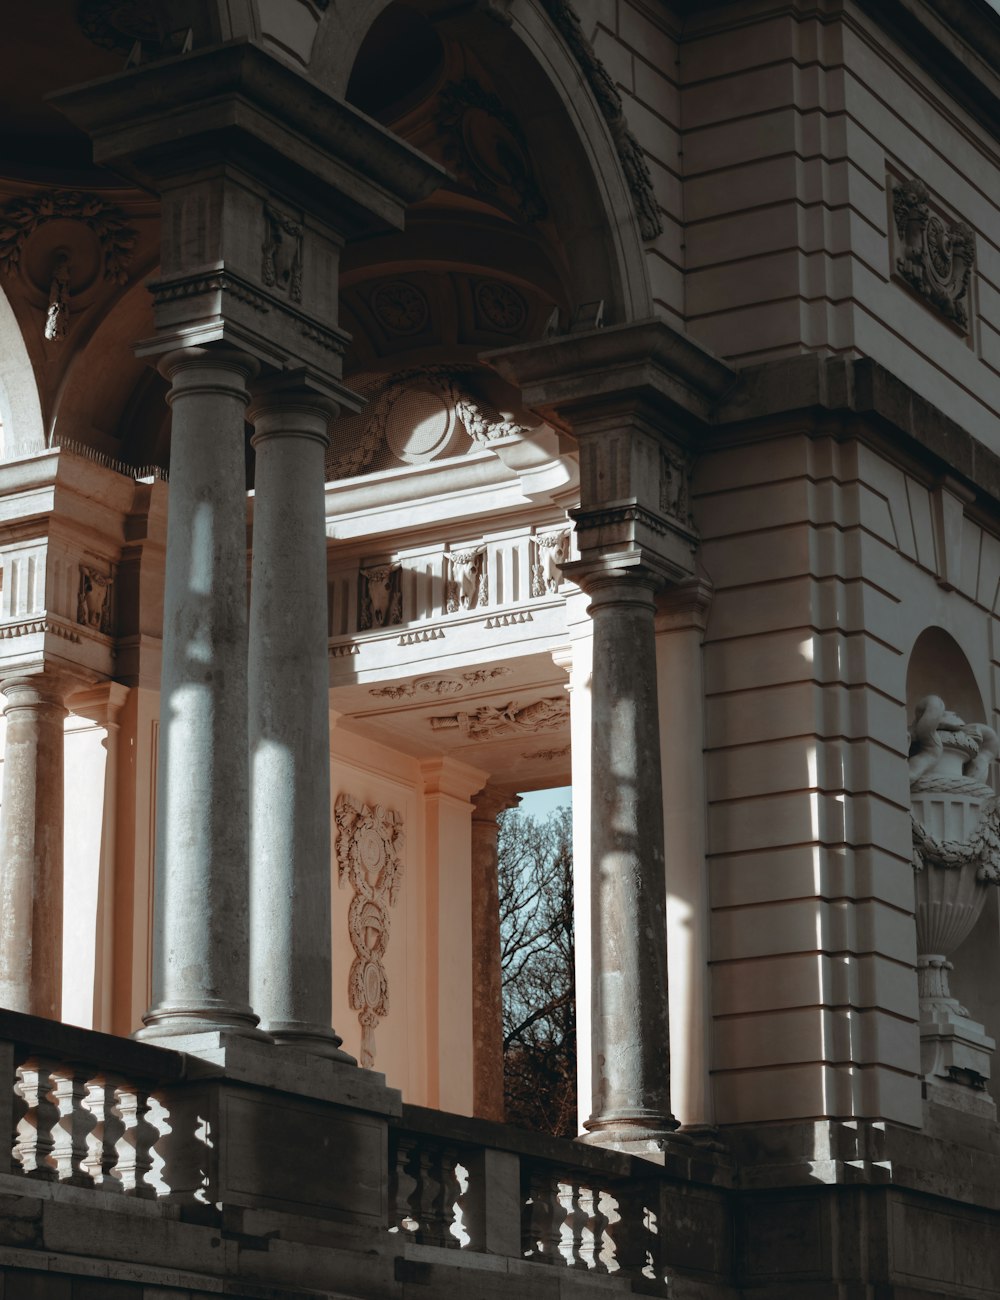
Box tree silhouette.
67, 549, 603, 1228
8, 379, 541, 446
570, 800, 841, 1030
498, 804, 576, 1137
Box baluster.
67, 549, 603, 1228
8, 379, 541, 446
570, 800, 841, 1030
390, 1135, 419, 1233
522, 1167, 564, 1264
439, 1146, 463, 1248
13, 1057, 59, 1180
417, 1144, 457, 1247
589, 1186, 615, 1274
83, 1074, 126, 1190
566, 1181, 594, 1269
49, 1065, 98, 1185
607, 1183, 658, 1281
112, 1083, 158, 1198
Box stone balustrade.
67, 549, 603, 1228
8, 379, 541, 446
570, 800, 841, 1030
389, 1103, 664, 1283
0, 1010, 673, 1294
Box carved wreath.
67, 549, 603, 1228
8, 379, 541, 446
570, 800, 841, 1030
334, 794, 405, 1068
0, 191, 136, 284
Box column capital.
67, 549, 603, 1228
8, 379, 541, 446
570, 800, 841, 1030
0, 669, 77, 712
158, 345, 259, 393
246, 374, 363, 449
471, 786, 521, 824
563, 553, 665, 607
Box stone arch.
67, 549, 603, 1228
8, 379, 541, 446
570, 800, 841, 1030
0, 282, 44, 461
309, 0, 654, 324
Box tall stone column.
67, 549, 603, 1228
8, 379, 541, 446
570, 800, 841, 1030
247, 385, 352, 1061
471, 786, 519, 1120
0, 672, 69, 1019
138, 347, 262, 1043
578, 564, 678, 1143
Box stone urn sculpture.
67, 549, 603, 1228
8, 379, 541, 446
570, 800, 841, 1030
909, 695, 1000, 1116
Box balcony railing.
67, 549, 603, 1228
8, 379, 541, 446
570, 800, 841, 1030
0, 1011, 668, 1292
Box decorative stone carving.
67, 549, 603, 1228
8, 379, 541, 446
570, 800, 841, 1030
77, 566, 112, 633
77, 0, 159, 53
334, 794, 405, 1069
438, 80, 547, 223
892, 177, 976, 331
660, 449, 692, 526
430, 695, 569, 741
474, 279, 527, 333
369, 667, 512, 700
370, 280, 429, 335
485, 611, 532, 629
261, 205, 303, 303
525, 745, 571, 761
909, 695, 1000, 1114
0, 191, 136, 285
327, 368, 528, 480
45, 251, 72, 342
359, 565, 402, 631
538, 0, 662, 240
398, 627, 444, 646
531, 530, 570, 596
464, 666, 514, 686
447, 547, 487, 612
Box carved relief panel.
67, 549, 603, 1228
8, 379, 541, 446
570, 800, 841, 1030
446, 546, 487, 612
335, 794, 405, 1069
359, 564, 402, 631
891, 175, 976, 333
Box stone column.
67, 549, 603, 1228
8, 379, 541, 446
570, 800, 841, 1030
0, 672, 69, 1019
138, 347, 262, 1043
247, 386, 353, 1061
578, 564, 678, 1143
656, 581, 714, 1129
471, 786, 519, 1121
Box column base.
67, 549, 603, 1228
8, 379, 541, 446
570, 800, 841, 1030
580, 1108, 680, 1150
136, 1002, 270, 1045
265, 1020, 357, 1066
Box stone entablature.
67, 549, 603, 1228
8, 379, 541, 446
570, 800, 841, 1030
0, 449, 140, 682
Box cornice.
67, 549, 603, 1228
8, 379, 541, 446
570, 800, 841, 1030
711, 352, 1000, 518
487, 317, 737, 432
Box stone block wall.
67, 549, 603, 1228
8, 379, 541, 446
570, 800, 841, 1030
582, 1, 1000, 443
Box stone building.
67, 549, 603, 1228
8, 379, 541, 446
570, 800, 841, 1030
0, 0, 998, 1295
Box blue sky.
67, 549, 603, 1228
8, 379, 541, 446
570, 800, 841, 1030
515, 785, 572, 818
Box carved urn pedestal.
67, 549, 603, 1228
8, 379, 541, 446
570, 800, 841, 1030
911, 765, 998, 1119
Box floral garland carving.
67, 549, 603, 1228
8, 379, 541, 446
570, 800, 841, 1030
911, 801, 1000, 884
538, 0, 662, 240
335, 794, 405, 1068
0, 191, 136, 284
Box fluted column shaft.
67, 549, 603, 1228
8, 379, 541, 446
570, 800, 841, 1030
471, 786, 519, 1120
0, 673, 68, 1019
581, 567, 677, 1139
247, 388, 352, 1060
139, 347, 261, 1041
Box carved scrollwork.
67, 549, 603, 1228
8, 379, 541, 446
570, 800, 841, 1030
368, 667, 512, 700
261, 204, 303, 303
430, 695, 569, 741
892, 177, 976, 331
438, 79, 547, 222
538, 0, 662, 240
0, 191, 136, 285
334, 794, 405, 1069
